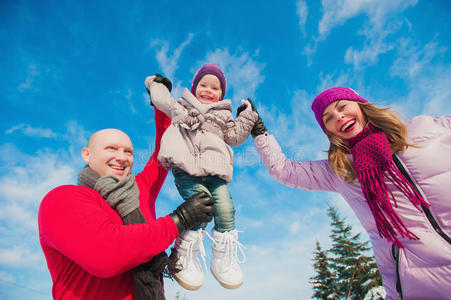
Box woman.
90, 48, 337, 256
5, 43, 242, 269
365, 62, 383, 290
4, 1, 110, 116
251, 87, 451, 299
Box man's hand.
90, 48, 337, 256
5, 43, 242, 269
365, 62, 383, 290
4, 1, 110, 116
169, 192, 216, 234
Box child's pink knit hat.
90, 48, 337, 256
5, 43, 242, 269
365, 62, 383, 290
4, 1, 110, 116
311, 87, 368, 132
191, 64, 226, 100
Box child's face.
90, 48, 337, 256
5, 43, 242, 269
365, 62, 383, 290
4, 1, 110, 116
195, 74, 222, 104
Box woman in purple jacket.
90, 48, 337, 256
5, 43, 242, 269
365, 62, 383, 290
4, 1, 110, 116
251, 87, 451, 299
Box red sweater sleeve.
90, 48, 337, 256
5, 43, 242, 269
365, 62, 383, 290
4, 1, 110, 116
136, 108, 172, 220
38, 185, 178, 278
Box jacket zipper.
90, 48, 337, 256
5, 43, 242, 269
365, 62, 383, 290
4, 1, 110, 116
391, 244, 403, 300
391, 154, 451, 299
392, 154, 451, 245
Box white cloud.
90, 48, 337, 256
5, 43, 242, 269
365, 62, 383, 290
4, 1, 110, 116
302, 38, 319, 66
150, 33, 194, 79
148, 36, 265, 103
340, 10, 407, 68
18, 64, 39, 92
318, 0, 417, 37
0, 121, 87, 271
289, 220, 303, 234
108, 88, 135, 113
160, 175, 182, 202
4, 124, 24, 135
390, 38, 444, 80
388, 37, 451, 117
317, 70, 355, 94
252, 87, 329, 160
0, 270, 15, 283
0, 246, 41, 267
199, 48, 265, 105
296, 0, 308, 37
398, 64, 451, 118
305, 0, 418, 67
5, 123, 57, 139
418, 66, 451, 116
319, 0, 369, 36
64, 120, 89, 147
344, 26, 396, 68
169, 81, 185, 100
0, 150, 76, 234
62, 120, 90, 162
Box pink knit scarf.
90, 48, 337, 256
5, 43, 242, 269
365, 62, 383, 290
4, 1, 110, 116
347, 123, 430, 247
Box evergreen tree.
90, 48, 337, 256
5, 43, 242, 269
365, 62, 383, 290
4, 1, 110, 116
327, 206, 382, 299
310, 241, 336, 299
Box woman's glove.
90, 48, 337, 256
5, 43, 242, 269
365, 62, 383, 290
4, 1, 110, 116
247, 98, 267, 137
144, 73, 172, 106
169, 192, 216, 234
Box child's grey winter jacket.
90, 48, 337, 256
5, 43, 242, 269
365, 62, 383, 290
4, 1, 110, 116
149, 81, 258, 182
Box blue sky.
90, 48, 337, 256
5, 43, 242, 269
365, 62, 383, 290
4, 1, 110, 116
1, 0, 450, 299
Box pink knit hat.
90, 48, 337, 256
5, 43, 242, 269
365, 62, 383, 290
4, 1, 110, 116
311, 87, 368, 132
191, 64, 226, 100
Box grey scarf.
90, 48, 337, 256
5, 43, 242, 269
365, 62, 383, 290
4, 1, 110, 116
78, 165, 174, 300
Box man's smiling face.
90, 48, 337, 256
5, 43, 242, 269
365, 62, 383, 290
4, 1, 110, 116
82, 129, 134, 180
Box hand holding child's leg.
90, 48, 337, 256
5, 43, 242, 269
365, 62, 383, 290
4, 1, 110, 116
170, 191, 215, 234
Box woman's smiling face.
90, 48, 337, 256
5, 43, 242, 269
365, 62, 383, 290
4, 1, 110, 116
322, 100, 366, 139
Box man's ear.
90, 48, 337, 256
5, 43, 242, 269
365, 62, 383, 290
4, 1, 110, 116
81, 147, 90, 163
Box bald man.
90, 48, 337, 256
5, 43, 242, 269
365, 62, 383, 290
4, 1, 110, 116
38, 108, 215, 300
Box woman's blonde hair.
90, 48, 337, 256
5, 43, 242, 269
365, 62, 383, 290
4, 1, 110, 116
326, 102, 411, 183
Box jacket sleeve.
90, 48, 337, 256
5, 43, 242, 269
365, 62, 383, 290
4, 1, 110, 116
148, 82, 177, 118
223, 110, 259, 147
38, 186, 179, 278
435, 115, 451, 130
135, 108, 171, 218
253, 133, 340, 192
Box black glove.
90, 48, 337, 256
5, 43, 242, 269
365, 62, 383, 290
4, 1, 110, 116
169, 192, 215, 234
146, 74, 172, 107
153, 73, 172, 92
247, 98, 267, 137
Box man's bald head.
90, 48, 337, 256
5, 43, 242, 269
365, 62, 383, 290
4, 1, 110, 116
87, 128, 131, 148
82, 128, 134, 180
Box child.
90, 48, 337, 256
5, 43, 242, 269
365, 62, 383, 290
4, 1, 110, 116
145, 64, 258, 290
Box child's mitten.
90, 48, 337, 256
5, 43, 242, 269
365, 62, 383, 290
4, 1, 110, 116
144, 74, 172, 106
236, 99, 252, 117
153, 73, 172, 92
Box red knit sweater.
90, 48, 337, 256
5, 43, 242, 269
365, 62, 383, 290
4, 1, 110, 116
38, 109, 178, 300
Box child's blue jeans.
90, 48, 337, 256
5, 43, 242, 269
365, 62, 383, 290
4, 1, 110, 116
173, 168, 235, 233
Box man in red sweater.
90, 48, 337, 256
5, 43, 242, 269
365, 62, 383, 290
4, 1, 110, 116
38, 107, 215, 299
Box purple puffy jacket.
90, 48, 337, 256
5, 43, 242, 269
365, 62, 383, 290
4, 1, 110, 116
254, 115, 451, 299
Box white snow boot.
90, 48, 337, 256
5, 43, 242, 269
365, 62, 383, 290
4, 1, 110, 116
210, 229, 246, 289
173, 229, 207, 290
